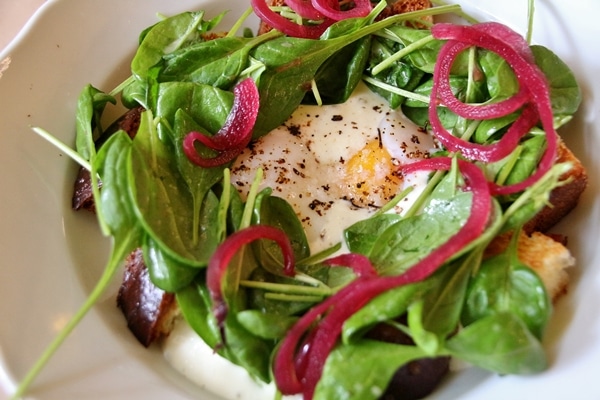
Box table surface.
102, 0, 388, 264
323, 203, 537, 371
0, 0, 47, 52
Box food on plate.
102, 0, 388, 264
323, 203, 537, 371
15, 0, 587, 399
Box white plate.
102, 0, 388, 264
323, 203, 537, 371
0, 0, 598, 399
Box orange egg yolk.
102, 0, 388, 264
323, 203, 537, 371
341, 139, 403, 208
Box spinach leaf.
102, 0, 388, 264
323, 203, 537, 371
93, 130, 139, 239
472, 112, 518, 144
177, 279, 220, 341
131, 11, 226, 79
419, 252, 478, 337
172, 109, 230, 234
314, 340, 428, 400
446, 312, 547, 374
341, 282, 426, 343
345, 213, 403, 256
129, 110, 212, 265
159, 32, 278, 89
366, 36, 425, 108
253, 195, 310, 274
236, 310, 298, 340
306, 37, 372, 105
142, 235, 200, 292
479, 50, 519, 101
462, 235, 551, 339
368, 178, 472, 275
75, 84, 116, 161
158, 36, 255, 85
531, 45, 582, 117
156, 81, 233, 136
380, 26, 445, 74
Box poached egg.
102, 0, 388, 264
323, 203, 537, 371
163, 82, 436, 399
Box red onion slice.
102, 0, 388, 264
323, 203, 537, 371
251, 0, 334, 38
430, 22, 559, 195
285, 0, 326, 20
311, 0, 372, 21
323, 253, 378, 278
206, 225, 295, 341
183, 78, 259, 168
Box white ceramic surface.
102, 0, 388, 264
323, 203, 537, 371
0, 0, 598, 399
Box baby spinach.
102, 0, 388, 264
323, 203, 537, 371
446, 312, 547, 374
75, 84, 116, 161
344, 213, 403, 255
531, 45, 582, 117
129, 110, 212, 265
131, 10, 226, 80
236, 310, 298, 340
368, 173, 473, 276
314, 340, 428, 400
143, 235, 202, 292
462, 249, 551, 340
22, 4, 585, 399
341, 282, 427, 343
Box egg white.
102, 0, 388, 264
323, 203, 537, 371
230, 81, 435, 253
162, 82, 436, 399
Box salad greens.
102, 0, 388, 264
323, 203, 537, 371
17, 1, 582, 399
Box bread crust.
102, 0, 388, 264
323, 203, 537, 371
116, 249, 179, 347
525, 139, 588, 233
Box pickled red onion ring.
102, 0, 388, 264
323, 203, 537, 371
206, 225, 295, 342
430, 22, 558, 195
323, 253, 378, 278
251, 0, 334, 38
183, 78, 259, 168
285, 0, 326, 20
432, 40, 530, 120
311, 0, 372, 21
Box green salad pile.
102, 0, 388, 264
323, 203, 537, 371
16, 1, 582, 399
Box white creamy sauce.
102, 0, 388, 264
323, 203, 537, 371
163, 82, 436, 398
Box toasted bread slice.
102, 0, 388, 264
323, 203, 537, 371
116, 249, 179, 347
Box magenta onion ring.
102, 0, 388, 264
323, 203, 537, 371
285, 0, 326, 20
206, 225, 295, 342
311, 0, 372, 21
183, 78, 259, 168
430, 22, 559, 195
251, 0, 334, 38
